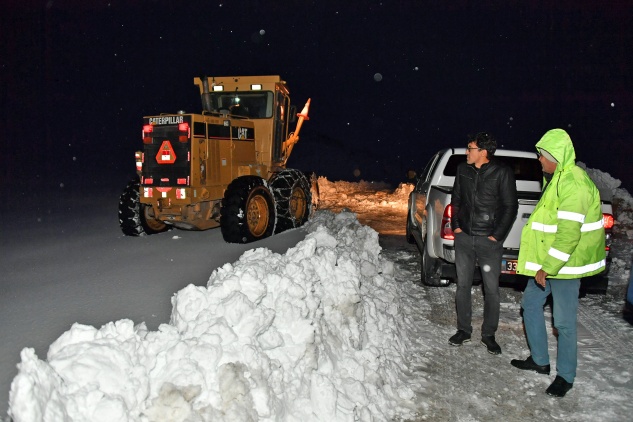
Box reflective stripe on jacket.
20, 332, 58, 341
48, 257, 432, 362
516, 129, 606, 279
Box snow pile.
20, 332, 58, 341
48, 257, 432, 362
391, 182, 415, 201
578, 161, 622, 202
577, 162, 633, 283
609, 186, 633, 241
579, 161, 633, 227
8, 211, 417, 421
318, 179, 393, 196
318, 178, 413, 211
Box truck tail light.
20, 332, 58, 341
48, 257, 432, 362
603, 213, 614, 252
441, 204, 454, 240
602, 213, 614, 230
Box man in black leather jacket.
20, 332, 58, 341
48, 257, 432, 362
448, 132, 518, 355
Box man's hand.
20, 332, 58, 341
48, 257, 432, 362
535, 269, 548, 287
488, 236, 497, 242
454, 228, 462, 234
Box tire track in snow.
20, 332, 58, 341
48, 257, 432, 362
577, 301, 633, 359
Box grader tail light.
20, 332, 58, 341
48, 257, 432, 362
178, 122, 190, 142
135, 151, 143, 172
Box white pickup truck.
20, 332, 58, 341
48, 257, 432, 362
406, 148, 614, 288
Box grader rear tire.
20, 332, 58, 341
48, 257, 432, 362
118, 178, 169, 236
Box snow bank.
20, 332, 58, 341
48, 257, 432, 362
8, 211, 417, 421
578, 161, 622, 202
579, 161, 633, 215
318, 177, 413, 211
577, 163, 633, 282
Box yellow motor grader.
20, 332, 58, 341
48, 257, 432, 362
118, 75, 315, 243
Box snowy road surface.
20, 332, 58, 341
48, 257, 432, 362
0, 189, 308, 420
2, 179, 632, 421
382, 242, 633, 421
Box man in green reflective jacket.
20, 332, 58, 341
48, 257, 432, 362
511, 129, 606, 397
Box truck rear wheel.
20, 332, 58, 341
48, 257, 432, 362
221, 176, 275, 243
269, 169, 312, 234
406, 215, 416, 244
118, 179, 169, 236
421, 239, 447, 286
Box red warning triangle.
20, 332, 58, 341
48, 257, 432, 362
156, 141, 176, 164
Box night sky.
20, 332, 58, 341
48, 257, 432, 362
2, 0, 632, 196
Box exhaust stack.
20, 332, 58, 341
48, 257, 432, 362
200, 76, 213, 113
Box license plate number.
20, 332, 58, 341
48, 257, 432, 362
502, 259, 517, 274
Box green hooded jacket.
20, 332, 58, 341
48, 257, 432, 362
516, 129, 606, 279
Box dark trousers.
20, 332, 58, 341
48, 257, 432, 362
454, 232, 503, 337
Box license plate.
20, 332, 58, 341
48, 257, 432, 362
501, 259, 517, 274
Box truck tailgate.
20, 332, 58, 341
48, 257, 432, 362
503, 192, 540, 250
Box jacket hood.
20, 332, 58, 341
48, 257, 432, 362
535, 129, 576, 170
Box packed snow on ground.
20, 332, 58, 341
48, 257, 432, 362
8, 210, 420, 422
7, 166, 633, 422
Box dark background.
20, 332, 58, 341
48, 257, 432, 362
2, 0, 632, 197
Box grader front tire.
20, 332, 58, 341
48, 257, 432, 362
269, 169, 312, 234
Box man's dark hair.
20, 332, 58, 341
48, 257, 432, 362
470, 132, 497, 157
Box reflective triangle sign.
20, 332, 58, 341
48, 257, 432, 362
156, 141, 176, 164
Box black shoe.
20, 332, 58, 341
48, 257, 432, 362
546, 375, 573, 397
481, 336, 502, 355
510, 356, 551, 375
449, 330, 471, 346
